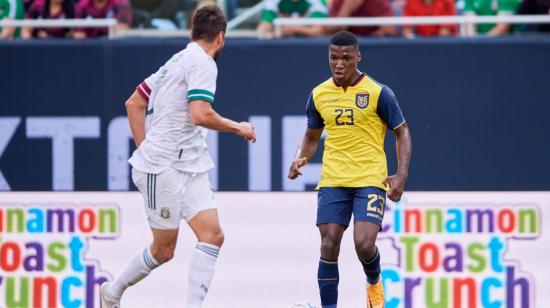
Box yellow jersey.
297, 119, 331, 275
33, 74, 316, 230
306, 73, 405, 190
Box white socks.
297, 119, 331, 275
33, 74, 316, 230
108, 246, 160, 299
105, 242, 219, 307
186, 242, 220, 308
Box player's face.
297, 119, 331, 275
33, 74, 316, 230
329, 45, 361, 85
213, 31, 225, 60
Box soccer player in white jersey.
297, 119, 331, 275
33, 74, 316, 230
99, 5, 256, 308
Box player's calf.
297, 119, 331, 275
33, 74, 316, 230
354, 222, 381, 284
186, 242, 221, 308
101, 246, 161, 304
355, 238, 377, 266
318, 258, 339, 308
358, 245, 381, 285
358, 246, 385, 308
317, 225, 345, 308
186, 210, 224, 308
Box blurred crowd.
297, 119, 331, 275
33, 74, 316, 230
258, 0, 550, 38
0, 0, 193, 39
0, 0, 548, 39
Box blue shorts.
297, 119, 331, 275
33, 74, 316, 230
317, 187, 386, 228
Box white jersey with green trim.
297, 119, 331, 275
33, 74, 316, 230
129, 42, 217, 175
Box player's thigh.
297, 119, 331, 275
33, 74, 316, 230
352, 186, 386, 228
132, 167, 183, 230
180, 172, 219, 225
151, 228, 179, 250
317, 187, 354, 228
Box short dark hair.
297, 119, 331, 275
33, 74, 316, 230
191, 5, 227, 42
330, 31, 358, 48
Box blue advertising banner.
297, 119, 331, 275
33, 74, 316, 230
1, 37, 549, 191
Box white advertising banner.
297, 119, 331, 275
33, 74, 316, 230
0, 192, 548, 308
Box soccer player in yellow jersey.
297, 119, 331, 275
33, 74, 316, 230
288, 31, 412, 308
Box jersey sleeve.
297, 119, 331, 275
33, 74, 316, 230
135, 70, 160, 103
497, 0, 519, 13
306, 92, 324, 128
307, 0, 329, 18
187, 58, 217, 104
261, 0, 279, 23
377, 86, 405, 129
462, 0, 475, 13
6, 0, 19, 18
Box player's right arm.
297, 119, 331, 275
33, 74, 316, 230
288, 92, 325, 179
189, 101, 256, 142
288, 127, 324, 179
125, 90, 148, 147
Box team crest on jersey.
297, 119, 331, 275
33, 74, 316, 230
356, 93, 369, 109
160, 207, 170, 219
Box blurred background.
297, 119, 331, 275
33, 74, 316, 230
0, 0, 549, 39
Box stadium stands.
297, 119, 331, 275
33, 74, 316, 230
0, 0, 549, 39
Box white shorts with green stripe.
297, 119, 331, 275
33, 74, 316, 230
132, 166, 216, 229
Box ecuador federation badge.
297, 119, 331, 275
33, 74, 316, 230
355, 93, 369, 109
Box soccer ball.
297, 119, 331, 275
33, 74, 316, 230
290, 304, 316, 308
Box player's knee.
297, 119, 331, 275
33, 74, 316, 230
151, 244, 176, 264
355, 238, 376, 260
320, 237, 341, 259
200, 229, 224, 247
211, 230, 225, 247
155, 249, 175, 264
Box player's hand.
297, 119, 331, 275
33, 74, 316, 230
237, 121, 256, 143
384, 174, 407, 202
287, 157, 307, 179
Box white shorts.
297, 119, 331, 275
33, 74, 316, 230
132, 166, 216, 230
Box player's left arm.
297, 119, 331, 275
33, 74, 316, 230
378, 86, 412, 201
385, 123, 412, 202
187, 59, 256, 142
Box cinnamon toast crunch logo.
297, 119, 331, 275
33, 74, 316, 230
0, 203, 119, 308
379, 200, 539, 308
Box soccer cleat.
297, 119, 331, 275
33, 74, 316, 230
100, 282, 121, 308
366, 279, 385, 308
